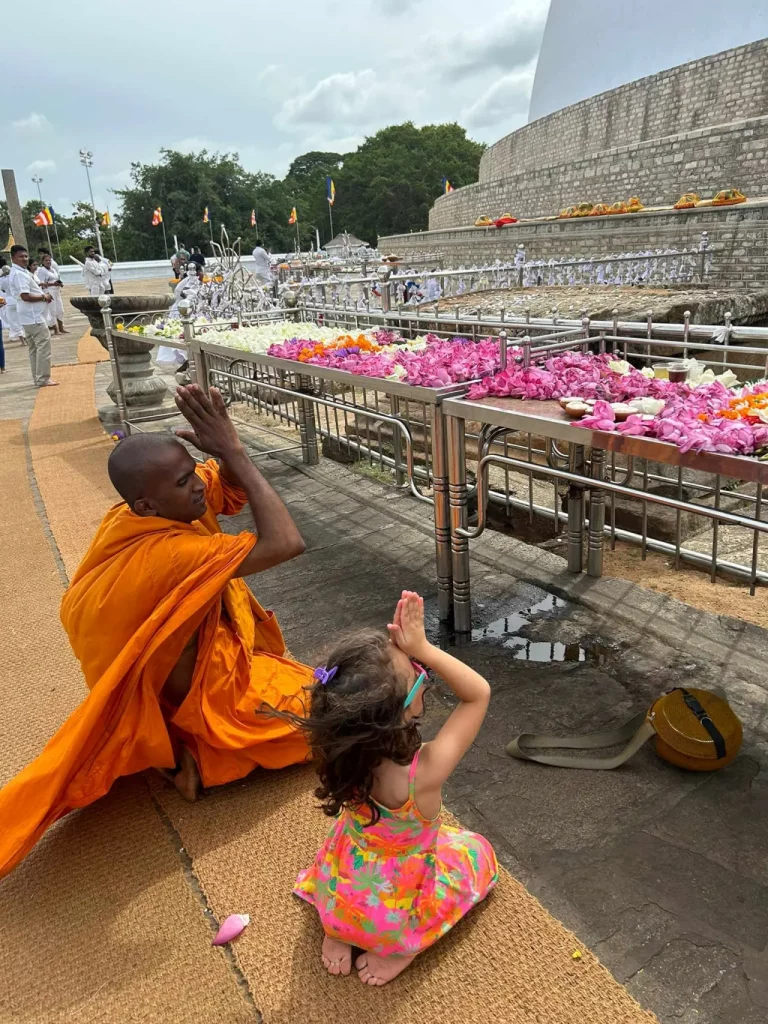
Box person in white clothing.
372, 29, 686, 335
82, 246, 109, 296
34, 256, 65, 335
8, 244, 58, 387
0, 263, 25, 346
40, 253, 67, 333
38, 247, 60, 275
251, 244, 272, 286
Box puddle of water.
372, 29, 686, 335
430, 592, 617, 666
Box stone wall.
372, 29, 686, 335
431, 115, 768, 227
382, 201, 768, 291
479, 39, 768, 181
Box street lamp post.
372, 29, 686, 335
79, 149, 105, 257
30, 174, 54, 256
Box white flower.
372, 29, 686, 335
629, 397, 665, 415
640, 367, 655, 378
608, 359, 632, 376
716, 370, 739, 388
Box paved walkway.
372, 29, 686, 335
1, 319, 767, 1022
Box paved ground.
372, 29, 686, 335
3, 290, 768, 1022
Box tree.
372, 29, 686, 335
333, 123, 484, 245
114, 149, 291, 261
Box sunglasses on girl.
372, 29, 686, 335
403, 661, 428, 709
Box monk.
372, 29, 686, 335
0, 384, 312, 879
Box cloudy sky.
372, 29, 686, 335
4, 0, 550, 216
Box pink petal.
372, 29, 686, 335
212, 913, 250, 945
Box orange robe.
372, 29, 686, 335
0, 460, 311, 878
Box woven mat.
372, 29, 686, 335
0, 419, 252, 1023
8, 373, 657, 1022
151, 769, 656, 1024
28, 362, 116, 576
76, 330, 109, 364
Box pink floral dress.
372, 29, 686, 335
294, 749, 498, 956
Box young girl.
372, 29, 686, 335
291, 590, 497, 986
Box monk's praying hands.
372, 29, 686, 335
175, 384, 241, 458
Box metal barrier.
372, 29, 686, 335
99, 297, 768, 618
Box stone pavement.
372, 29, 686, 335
222, 428, 768, 1024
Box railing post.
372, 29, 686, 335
447, 414, 471, 632
587, 448, 606, 577
567, 445, 585, 573
498, 330, 508, 371
390, 394, 406, 486
297, 374, 320, 465
432, 405, 453, 622
99, 295, 128, 435
178, 298, 200, 388
521, 334, 532, 368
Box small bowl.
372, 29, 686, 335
558, 396, 580, 409
667, 362, 688, 384
651, 363, 669, 380
611, 403, 635, 422
563, 401, 589, 419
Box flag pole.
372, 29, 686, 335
209, 216, 214, 246
295, 214, 300, 254
328, 200, 334, 244
50, 212, 63, 266
161, 218, 169, 260
106, 206, 118, 262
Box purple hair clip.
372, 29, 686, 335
313, 665, 338, 686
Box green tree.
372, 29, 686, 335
114, 149, 297, 261
334, 122, 484, 244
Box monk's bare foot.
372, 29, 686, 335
174, 746, 201, 802
356, 951, 414, 986
154, 767, 176, 783
322, 936, 352, 976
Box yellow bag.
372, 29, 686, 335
506, 688, 742, 771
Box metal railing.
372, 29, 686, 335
99, 296, 768, 610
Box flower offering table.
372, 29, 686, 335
441, 396, 768, 632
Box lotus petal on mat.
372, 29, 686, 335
212, 913, 250, 945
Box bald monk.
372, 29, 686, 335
0, 384, 312, 878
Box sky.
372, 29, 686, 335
3, 0, 550, 216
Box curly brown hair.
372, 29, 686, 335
266, 629, 422, 826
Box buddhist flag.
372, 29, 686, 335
1, 231, 14, 252
288, 207, 297, 225
43, 206, 54, 225
442, 177, 454, 195
326, 177, 335, 206
250, 209, 257, 227
33, 209, 52, 227
102, 211, 111, 227
152, 207, 163, 226
203, 207, 209, 224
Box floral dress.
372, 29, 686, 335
294, 749, 498, 956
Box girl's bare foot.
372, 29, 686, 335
174, 745, 201, 801
356, 952, 414, 986
321, 935, 352, 976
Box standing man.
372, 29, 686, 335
251, 242, 273, 295
8, 245, 58, 387
82, 246, 109, 296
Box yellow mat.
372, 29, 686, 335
28, 362, 116, 576
76, 330, 109, 364
5, 369, 658, 1022
0, 419, 252, 1024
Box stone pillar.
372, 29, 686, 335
1, 169, 28, 249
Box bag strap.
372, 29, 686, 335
506, 711, 655, 770
677, 688, 727, 759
